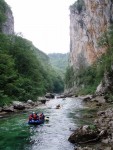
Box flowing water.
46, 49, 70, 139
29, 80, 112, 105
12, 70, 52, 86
0, 97, 88, 150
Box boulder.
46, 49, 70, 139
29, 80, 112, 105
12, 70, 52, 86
68, 125, 100, 144
79, 95, 92, 102
27, 99, 34, 105
2, 105, 15, 112
57, 95, 66, 98
75, 147, 93, 150
12, 101, 25, 110
91, 96, 106, 103
38, 97, 47, 104
56, 104, 61, 109
45, 93, 54, 99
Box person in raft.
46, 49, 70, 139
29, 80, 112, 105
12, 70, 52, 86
29, 112, 39, 121
39, 113, 45, 120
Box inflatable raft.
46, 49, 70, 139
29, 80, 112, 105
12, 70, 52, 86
28, 119, 44, 125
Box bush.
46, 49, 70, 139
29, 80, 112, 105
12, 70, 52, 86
70, 0, 86, 14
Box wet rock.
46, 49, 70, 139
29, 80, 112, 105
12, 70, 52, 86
45, 93, 54, 99
94, 108, 113, 145
38, 97, 47, 104
70, 107, 113, 149
56, 104, 61, 109
75, 146, 94, 150
96, 103, 102, 107
91, 96, 106, 104
101, 138, 109, 144
79, 95, 92, 102
97, 111, 105, 116
57, 95, 66, 98
12, 101, 25, 110
75, 146, 112, 150
2, 105, 15, 112
104, 147, 112, 150
27, 100, 34, 105
68, 125, 100, 144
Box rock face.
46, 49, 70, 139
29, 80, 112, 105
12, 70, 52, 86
70, 0, 113, 69
96, 70, 113, 96
68, 125, 103, 144
1, 4, 14, 34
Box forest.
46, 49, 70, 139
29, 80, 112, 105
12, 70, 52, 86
0, 33, 64, 106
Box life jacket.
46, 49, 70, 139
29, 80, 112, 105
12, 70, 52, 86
40, 113, 45, 120
29, 114, 33, 120
33, 113, 38, 120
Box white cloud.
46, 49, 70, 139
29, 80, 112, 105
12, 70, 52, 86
5, 0, 75, 54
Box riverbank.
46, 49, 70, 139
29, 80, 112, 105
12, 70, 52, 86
0, 93, 55, 118
68, 95, 113, 150
0, 100, 45, 118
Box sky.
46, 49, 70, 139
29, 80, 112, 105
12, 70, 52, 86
5, 0, 75, 54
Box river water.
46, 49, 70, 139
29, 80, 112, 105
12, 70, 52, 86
0, 97, 87, 150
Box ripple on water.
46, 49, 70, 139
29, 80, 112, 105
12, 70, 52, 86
0, 98, 83, 150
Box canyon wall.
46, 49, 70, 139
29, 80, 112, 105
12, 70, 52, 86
0, 2, 14, 35
70, 0, 113, 70
2, 5, 14, 35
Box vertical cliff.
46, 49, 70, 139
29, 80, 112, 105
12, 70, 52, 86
2, 5, 14, 34
0, 0, 14, 34
70, 0, 113, 70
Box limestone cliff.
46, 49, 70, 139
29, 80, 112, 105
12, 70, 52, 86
0, 1, 14, 35
70, 0, 113, 70
2, 5, 14, 35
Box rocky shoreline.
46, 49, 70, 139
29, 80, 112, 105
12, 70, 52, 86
68, 95, 113, 150
0, 93, 55, 118
0, 99, 43, 118
1, 92, 113, 149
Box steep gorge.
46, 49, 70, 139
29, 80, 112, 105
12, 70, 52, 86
70, 0, 113, 69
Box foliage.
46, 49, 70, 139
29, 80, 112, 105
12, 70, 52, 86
0, 0, 64, 106
70, 0, 85, 14
52, 75, 64, 93
89, 125, 97, 131
65, 25, 113, 95
0, 33, 64, 105
48, 53, 69, 78
65, 66, 75, 88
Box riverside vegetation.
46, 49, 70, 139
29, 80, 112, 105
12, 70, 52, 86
48, 53, 69, 78
0, 33, 64, 106
0, 0, 64, 107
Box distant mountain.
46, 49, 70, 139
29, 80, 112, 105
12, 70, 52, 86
48, 53, 69, 77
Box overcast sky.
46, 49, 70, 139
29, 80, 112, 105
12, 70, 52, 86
5, 0, 75, 54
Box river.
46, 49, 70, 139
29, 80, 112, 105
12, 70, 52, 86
0, 97, 91, 150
